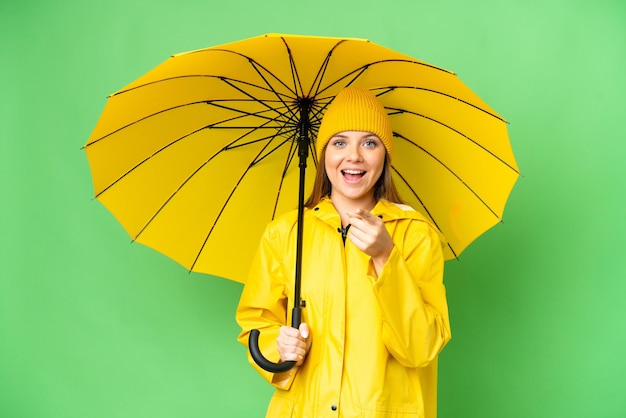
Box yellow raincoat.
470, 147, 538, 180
236, 198, 451, 418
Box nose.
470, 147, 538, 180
346, 143, 363, 162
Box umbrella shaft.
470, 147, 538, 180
292, 99, 312, 325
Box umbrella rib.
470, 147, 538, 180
224, 128, 294, 151
395, 132, 501, 221
307, 129, 320, 167
280, 37, 305, 98
314, 65, 370, 96
271, 134, 299, 220
94, 125, 208, 198
86, 97, 291, 149
205, 98, 298, 131
306, 39, 348, 98
213, 102, 301, 151
391, 166, 458, 259
95, 111, 283, 198
86, 100, 209, 147
181, 46, 301, 122
311, 59, 506, 123
204, 100, 298, 132
310, 53, 332, 98
297, 64, 370, 123
249, 129, 298, 166
218, 77, 296, 122
389, 107, 519, 174
225, 107, 298, 167
189, 130, 292, 271
133, 122, 286, 246
111, 74, 285, 98
305, 59, 412, 96
208, 48, 298, 96
245, 61, 299, 123
308, 99, 332, 130
378, 86, 507, 123
104, 74, 301, 137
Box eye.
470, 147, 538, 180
363, 138, 379, 148
331, 138, 346, 148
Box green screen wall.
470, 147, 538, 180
2, 0, 625, 417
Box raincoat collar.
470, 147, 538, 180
309, 197, 447, 247
310, 197, 435, 224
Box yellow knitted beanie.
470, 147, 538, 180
315, 87, 393, 162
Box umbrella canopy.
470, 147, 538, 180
85, 33, 519, 284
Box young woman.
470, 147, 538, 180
236, 87, 451, 418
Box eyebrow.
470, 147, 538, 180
331, 133, 380, 139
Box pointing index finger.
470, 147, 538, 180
347, 209, 377, 226
356, 208, 370, 217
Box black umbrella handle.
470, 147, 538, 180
249, 306, 301, 373
249, 330, 296, 373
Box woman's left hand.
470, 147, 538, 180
347, 209, 394, 274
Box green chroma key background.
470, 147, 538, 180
1, 0, 624, 417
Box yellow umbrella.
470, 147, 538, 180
85, 33, 518, 283
85, 33, 519, 372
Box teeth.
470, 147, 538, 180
343, 170, 365, 175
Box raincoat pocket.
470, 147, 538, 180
265, 393, 295, 417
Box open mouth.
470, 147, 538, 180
342, 169, 366, 182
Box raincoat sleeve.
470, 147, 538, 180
372, 220, 451, 368
235, 220, 298, 389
